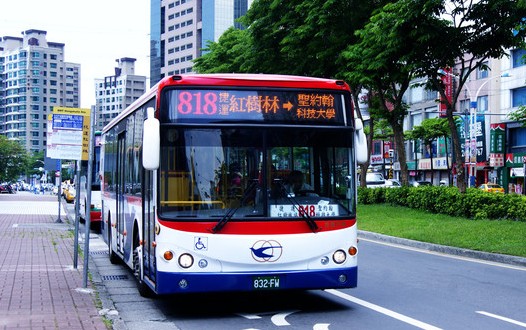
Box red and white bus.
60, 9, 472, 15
100, 74, 367, 296
79, 131, 102, 230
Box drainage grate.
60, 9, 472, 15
90, 250, 109, 255
101, 274, 129, 281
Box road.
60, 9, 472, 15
64, 202, 526, 330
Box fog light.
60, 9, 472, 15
338, 274, 347, 283
163, 250, 174, 261
178, 253, 194, 268
333, 250, 346, 264
320, 256, 329, 265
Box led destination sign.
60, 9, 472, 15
165, 89, 346, 124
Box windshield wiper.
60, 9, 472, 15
273, 179, 319, 233
210, 179, 259, 233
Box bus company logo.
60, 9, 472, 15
250, 240, 283, 262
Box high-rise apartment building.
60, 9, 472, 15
94, 58, 147, 131
150, 0, 253, 86
0, 29, 80, 153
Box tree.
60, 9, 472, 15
508, 105, 526, 127
193, 27, 251, 73
0, 136, 29, 183
406, 0, 526, 192
342, 2, 418, 187
345, 0, 526, 192
408, 117, 451, 184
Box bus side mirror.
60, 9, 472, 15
143, 107, 160, 170
354, 119, 368, 164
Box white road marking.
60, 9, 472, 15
313, 323, 330, 330
271, 310, 300, 326
360, 237, 526, 272
325, 289, 442, 330
477, 311, 526, 327
237, 313, 262, 320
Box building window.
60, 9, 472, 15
477, 95, 488, 113
509, 127, 526, 148
512, 49, 526, 68
476, 62, 488, 79
512, 86, 526, 107
372, 141, 382, 155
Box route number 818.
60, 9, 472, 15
178, 91, 218, 115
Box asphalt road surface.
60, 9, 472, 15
61, 200, 526, 330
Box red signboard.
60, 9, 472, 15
439, 67, 453, 118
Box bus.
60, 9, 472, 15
79, 131, 102, 230
100, 74, 367, 296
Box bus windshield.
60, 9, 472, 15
159, 126, 355, 220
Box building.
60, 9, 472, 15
94, 58, 147, 131
150, 0, 253, 86
384, 52, 526, 193
0, 29, 80, 153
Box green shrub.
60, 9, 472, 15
357, 186, 526, 221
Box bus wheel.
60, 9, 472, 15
133, 246, 154, 297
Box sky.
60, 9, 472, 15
2, 0, 151, 109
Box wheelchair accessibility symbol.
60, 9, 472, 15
194, 237, 208, 251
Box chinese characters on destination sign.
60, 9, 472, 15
270, 204, 340, 218
169, 89, 343, 123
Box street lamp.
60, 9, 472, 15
464, 72, 511, 187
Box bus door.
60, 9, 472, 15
142, 168, 156, 283
116, 132, 126, 253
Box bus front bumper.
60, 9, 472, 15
153, 267, 357, 295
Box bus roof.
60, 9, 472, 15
160, 74, 350, 90
102, 74, 351, 133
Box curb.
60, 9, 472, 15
62, 199, 127, 329
358, 230, 526, 268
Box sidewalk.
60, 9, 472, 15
0, 191, 108, 329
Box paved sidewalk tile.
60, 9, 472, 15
0, 192, 108, 329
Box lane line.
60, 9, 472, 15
476, 311, 526, 327
313, 323, 330, 330
325, 289, 442, 330
271, 310, 300, 326
360, 237, 526, 272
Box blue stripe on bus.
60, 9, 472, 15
153, 267, 357, 294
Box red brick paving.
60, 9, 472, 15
0, 193, 107, 329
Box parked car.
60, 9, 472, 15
412, 181, 432, 187
385, 179, 401, 188
478, 183, 504, 193
365, 172, 385, 188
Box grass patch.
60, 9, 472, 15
357, 204, 526, 257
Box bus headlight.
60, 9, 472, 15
332, 250, 346, 264
178, 253, 194, 268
